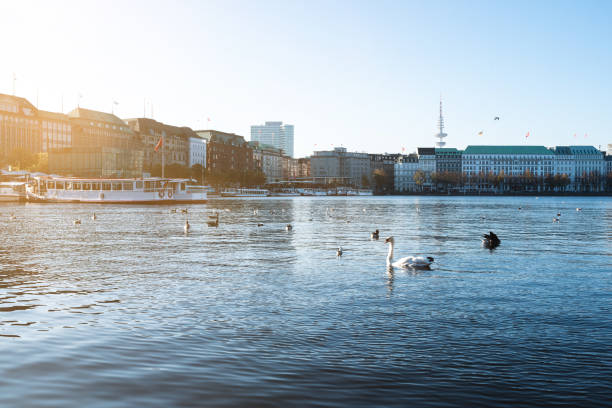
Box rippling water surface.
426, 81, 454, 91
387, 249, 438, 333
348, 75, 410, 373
1, 196, 611, 407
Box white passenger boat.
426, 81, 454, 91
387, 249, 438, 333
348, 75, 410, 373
25, 176, 207, 204
220, 188, 270, 197
0, 181, 27, 202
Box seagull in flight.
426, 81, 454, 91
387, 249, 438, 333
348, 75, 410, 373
494, 116, 500, 120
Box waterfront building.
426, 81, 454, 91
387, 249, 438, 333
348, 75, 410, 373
69, 108, 136, 150
0, 93, 41, 160
462, 145, 554, 192
435, 148, 462, 173
311, 147, 371, 187
189, 136, 206, 168
288, 157, 311, 180
196, 130, 254, 174
462, 146, 554, 177
251, 121, 294, 158
394, 154, 419, 192
416, 147, 436, 190
552, 146, 605, 192
249, 141, 283, 182
124, 118, 194, 171
39, 110, 72, 152
370, 153, 402, 193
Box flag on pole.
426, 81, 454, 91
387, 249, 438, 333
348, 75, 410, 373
573, 133, 577, 138
478, 131, 483, 136
154, 137, 163, 152
401, 147, 406, 152
525, 131, 530, 138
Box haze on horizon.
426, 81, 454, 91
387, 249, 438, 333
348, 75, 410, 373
0, 0, 609, 157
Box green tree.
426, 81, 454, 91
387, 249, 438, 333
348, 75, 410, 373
413, 170, 426, 191
361, 174, 370, 188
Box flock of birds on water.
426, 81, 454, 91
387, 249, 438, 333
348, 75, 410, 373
6, 203, 587, 271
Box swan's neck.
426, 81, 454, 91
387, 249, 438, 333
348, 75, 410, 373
386, 242, 394, 265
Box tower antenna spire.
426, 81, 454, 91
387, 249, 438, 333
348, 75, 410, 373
435, 95, 447, 148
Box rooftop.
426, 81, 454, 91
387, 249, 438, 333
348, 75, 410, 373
463, 145, 553, 155
68, 107, 127, 127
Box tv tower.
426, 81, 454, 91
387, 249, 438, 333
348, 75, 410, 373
435, 96, 447, 148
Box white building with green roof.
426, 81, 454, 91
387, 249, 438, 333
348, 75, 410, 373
462, 145, 554, 179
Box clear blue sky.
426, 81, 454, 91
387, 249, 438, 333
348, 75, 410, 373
0, 0, 610, 157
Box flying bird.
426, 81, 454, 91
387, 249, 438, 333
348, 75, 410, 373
494, 116, 500, 120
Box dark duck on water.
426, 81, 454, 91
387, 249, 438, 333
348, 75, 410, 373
482, 231, 501, 249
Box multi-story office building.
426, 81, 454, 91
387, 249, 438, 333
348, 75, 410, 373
288, 157, 311, 180
189, 136, 206, 168
394, 154, 419, 192
462, 146, 554, 177
369, 153, 402, 192
552, 146, 605, 191
311, 147, 371, 187
124, 118, 194, 170
249, 141, 283, 182
251, 121, 294, 158
39, 110, 72, 152
69, 108, 136, 150
196, 130, 254, 174
435, 148, 462, 173
0, 94, 41, 159
48, 108, 144, 177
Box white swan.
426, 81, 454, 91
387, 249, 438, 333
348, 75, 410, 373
384, 236, 433, 269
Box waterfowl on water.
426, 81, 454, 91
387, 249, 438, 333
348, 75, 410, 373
184, 219, 190, 233
371, 229, 379, 240
286, 224, 292, 231
384, 236, 433, 269
74, 219, 81, 225
207, 213, 219, 227
482, 231, 501, 249
337, 247, 343, 257
91, 213, 97, 221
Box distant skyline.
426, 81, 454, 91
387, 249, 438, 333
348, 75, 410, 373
0, 0, 610, 157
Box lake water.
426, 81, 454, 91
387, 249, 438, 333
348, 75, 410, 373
1, 196, 611, 407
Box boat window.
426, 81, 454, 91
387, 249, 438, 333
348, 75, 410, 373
91, 183, 100, 190
102, 183, 111, 191
83, 183, 91, 191
135, 181, 143, 190
74, 183, 82, 190
47, 181, 55, 189
123, 182, 133, 191
112, 183, 122, 191
180, 182, 185, 191
144, 181, 154, 191
57, 181, 65, 190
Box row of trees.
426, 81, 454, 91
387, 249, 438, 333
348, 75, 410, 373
412, 170, 610, 193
